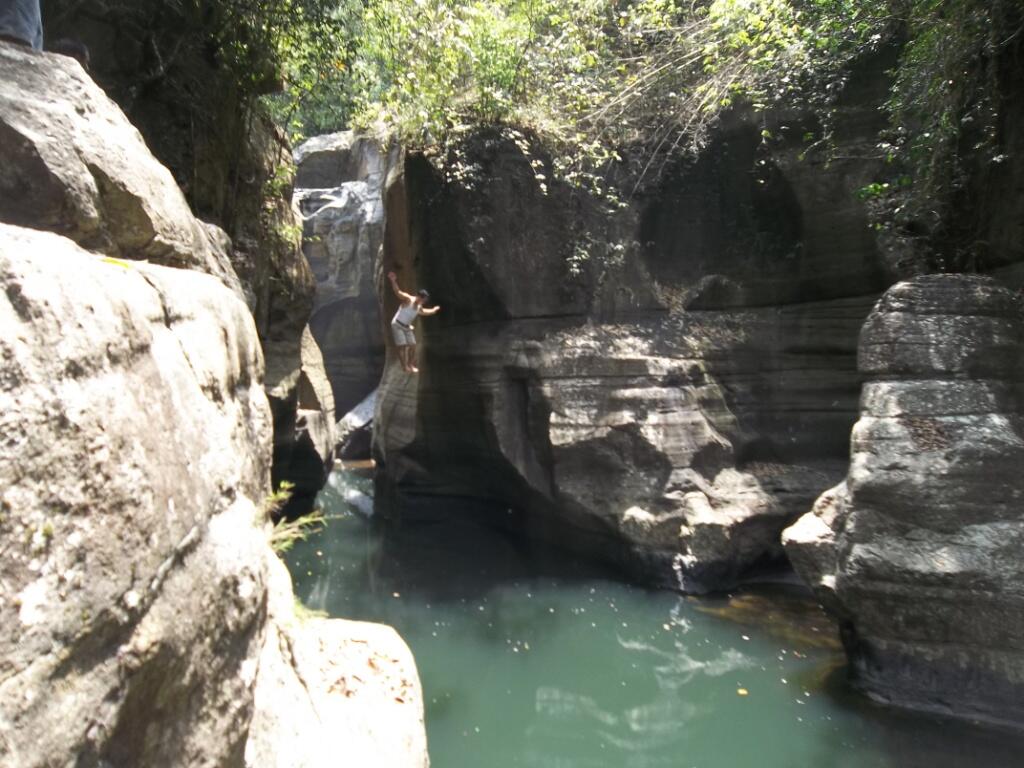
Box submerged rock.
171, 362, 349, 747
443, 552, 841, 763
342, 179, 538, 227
784, 275, 1024, 727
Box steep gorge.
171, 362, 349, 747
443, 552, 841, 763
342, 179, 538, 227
371, 67, 896, 592
339, 40, 1024, 729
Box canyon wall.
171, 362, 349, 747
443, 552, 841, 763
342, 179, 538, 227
372, 64, 894, 590
40, 0, 337, 503
294, 132, 392, 420
784, 275, 1024, 727
0, 42, 427, 767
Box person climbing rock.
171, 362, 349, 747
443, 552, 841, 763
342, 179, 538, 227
387, 270, 441, 374
0, 0, 42, 50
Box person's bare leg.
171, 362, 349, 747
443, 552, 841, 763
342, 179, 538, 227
401, 346, 413, 373
409, 344, 419, 374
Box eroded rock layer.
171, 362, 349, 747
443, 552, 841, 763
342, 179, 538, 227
374, 112, 889, 591
784, 275, 1024, 726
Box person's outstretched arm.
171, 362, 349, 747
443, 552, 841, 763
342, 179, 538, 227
387, 271, 415, 303
420, 305, 442, 316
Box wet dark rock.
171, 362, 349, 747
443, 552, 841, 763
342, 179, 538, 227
373, 111, 889, 592
784, 274, 1024, 727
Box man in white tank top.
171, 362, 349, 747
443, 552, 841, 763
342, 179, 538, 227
387, 271, 441, 374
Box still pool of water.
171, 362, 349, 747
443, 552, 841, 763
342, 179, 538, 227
287, 471, 1024, 768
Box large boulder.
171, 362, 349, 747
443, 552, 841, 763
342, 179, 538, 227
374, 112, 888, 591
33, 4, 333, 503
0, 223, 428, 766
0, 225, 270, 765
0, 42, 241, 297
246, 558, 428, 768
294, 132, 392, 416
0, 40, 333, 511
783, 274, 1024, 726
0, 40, 426, 764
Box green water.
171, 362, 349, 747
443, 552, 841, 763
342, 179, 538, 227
288, 471, 1024, 768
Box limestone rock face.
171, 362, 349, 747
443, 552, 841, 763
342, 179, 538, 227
246, 558, 429, 768
295, 132, 391, 416
271, 326, 339, 513
0, 43, 241, 298
295, 131, 389, 190
0, 40, 332, 513
232, 127, 322, 497
0, 224, 428, 767
0, 225, 271, 766
783, 275, 1024, 726
374, 118, 886, 591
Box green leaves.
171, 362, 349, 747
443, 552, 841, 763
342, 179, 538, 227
263, 0, 1020, 223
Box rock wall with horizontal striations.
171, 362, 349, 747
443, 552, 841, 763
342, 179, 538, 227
373, 104, 890, 591
784, 274, 1024, 727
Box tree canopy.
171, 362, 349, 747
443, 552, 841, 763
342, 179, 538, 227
269, 1, 1019, 199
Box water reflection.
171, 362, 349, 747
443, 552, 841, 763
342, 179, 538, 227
288, 471, 1024, 768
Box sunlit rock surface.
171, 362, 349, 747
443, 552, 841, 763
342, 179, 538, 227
0, 42, 241, 298
0, 225, 271, 765
784, 275, 1024, 726
294, 132, 393, 416
0, 44, 425, 762
373, 114, 888, 591
246, 558, 429, 768
0, 223, 427, 767
0, 40, 333, 500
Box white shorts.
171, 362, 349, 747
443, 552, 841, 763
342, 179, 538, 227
391, 321, 416, 346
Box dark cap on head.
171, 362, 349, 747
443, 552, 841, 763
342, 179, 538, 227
417, 289, 430, 301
